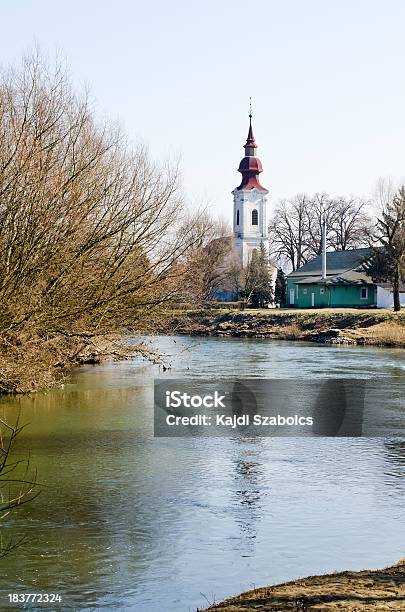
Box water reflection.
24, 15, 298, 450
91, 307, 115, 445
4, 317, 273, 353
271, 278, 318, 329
0, 337, 404, 611
230, 440, 267, 552
382, 441, 405, 489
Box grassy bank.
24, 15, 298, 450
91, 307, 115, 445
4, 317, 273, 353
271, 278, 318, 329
165, 307, 405, 347
200, 559, 405, 611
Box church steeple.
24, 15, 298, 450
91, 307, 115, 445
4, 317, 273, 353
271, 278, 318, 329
232, 103, 270, 266
244, 102, 257, 156
236, 105, 267, 192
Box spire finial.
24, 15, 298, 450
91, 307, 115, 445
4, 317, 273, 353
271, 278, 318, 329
244, 99, 256, 152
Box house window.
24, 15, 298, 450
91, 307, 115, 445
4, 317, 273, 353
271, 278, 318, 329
236, 210, 240, 226
360, 287, 368, 300
252, 209, 258, 225
303, 288, 307, 294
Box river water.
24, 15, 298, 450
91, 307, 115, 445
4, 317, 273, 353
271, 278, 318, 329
0, 336, 404, 611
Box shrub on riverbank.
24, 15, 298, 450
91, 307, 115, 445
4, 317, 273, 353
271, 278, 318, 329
0, 52, 209, 393
0, 332, 142, 393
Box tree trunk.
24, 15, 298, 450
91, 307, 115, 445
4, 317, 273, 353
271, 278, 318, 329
393, 265, 401, 312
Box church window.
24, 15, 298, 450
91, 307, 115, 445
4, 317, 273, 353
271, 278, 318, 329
252, 209, 258, 225
236, 210, 240, 225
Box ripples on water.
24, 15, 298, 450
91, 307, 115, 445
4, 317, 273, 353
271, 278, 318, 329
0, 336, 404, 611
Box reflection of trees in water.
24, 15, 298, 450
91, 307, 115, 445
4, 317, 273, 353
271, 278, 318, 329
0, 416, 40, 558
382, 440, 405, 484
0, 381, 153, 599
377, 440, 405, 504
230, 438, 267, 555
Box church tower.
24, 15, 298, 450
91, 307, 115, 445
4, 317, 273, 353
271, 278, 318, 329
232, 108, 269, 266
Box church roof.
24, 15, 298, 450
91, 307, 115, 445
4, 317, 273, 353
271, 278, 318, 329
244, 120, 257, 149
238, 156, 263, 172
236, 112, 267, 192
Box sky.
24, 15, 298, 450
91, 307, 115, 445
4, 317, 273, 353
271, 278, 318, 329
0, 0, 405, 221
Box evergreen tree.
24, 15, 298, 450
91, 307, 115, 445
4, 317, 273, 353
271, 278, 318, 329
274, 268, 287, 306
242, 243, 273, 308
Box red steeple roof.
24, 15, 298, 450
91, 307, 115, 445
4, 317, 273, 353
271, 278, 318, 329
236, 110, 267, 192
244, 115, 257, 150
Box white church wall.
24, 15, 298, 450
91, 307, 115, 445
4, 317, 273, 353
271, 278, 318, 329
232, 188, 269, 266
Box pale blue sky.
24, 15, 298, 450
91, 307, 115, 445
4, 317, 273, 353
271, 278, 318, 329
1, 1, 404, 219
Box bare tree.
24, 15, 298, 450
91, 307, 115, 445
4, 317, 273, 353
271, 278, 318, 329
366, 183, 405, 311
180, 215, 233, 303
305, 193, 336, 258
329, 196, 371, 251
269, 194, 310, 271
0, 51, 209, 390
269, 192, 371, 270
305, 194, 371, 257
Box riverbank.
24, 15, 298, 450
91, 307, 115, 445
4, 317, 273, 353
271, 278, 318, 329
2, 307, 404, 393
201, 559, 405, 611
0, 332, 160, 394
165, 308, 405, 347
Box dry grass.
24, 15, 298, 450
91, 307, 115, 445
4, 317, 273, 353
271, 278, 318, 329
362, 321, 405, 346
202, 559, 405, 611
278, 322, 302, 339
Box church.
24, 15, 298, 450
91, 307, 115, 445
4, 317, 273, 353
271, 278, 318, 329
232, 110, 270, 265
214, 111, 404, 309
214, 110, 276, 302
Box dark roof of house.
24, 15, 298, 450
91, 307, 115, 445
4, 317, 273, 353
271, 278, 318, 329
288, 247, 374, 278
295, 270, 373, 286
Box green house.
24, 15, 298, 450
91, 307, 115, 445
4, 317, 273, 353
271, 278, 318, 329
286, 247, 401, 309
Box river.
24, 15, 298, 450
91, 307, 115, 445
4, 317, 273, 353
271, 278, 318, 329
0, 336, 404, 611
